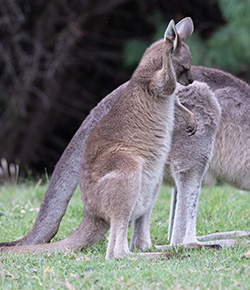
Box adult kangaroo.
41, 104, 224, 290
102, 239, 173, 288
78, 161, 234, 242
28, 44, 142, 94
1, 19, 196, 258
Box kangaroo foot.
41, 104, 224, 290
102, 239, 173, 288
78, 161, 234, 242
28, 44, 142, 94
105, 248, 132, 260
130, 237, 152, 252
133, 252, 181, 259
154, 243, 220, 251
197, 230, 250, 242
155, 237, 250, 251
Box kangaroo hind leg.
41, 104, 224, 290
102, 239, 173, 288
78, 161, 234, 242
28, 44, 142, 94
1, 210, 109, 254
104, 157, 142, 260
130, 178, 162, 252
58, 209, 109, 251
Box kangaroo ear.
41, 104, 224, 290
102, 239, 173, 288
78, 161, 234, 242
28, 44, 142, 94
176, 17, 194, 41
164, 19, 178, 52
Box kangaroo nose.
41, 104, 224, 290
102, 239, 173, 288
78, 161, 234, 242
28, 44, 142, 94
187, 70, 194, 84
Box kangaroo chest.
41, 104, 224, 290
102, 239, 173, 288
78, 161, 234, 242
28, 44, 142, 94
129, 124, 173, 222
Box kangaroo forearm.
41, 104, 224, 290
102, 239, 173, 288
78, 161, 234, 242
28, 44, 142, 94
175, 97, 192, 118
175, 96, 196, 129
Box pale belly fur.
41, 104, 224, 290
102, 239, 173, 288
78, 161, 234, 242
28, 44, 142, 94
129, 143, 171, 222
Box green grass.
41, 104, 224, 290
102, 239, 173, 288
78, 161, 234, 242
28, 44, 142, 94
0, 183, 250, 289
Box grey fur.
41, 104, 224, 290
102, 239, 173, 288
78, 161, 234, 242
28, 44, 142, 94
0, 17, 194, 249
166, 66, 250, 246
165, 81, 222, 244
1, 19, 195, 257
2, 17, 250, 252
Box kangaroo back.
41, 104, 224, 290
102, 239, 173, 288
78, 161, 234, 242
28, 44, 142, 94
192, 66, 250, 190
204, 86, 250, 189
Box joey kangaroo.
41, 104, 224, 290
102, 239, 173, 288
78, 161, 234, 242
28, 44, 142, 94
0, 19, 196, 258
164, 67, 250, 248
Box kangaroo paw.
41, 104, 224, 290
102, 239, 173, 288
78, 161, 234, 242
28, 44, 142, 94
186, 113, 197, 136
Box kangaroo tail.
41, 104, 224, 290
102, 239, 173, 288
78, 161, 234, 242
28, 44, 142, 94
1, 211, 109, 254
0, 82, 128, 248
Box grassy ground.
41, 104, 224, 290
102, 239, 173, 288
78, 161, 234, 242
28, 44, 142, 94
0, 182, 250, 289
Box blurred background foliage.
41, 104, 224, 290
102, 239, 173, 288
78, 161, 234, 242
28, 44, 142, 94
124, 0, 250, 78
0, 0, 249, 176
188, 0, 250, 77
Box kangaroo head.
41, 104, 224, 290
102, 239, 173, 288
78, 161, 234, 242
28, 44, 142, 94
164, 17, 194, 86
